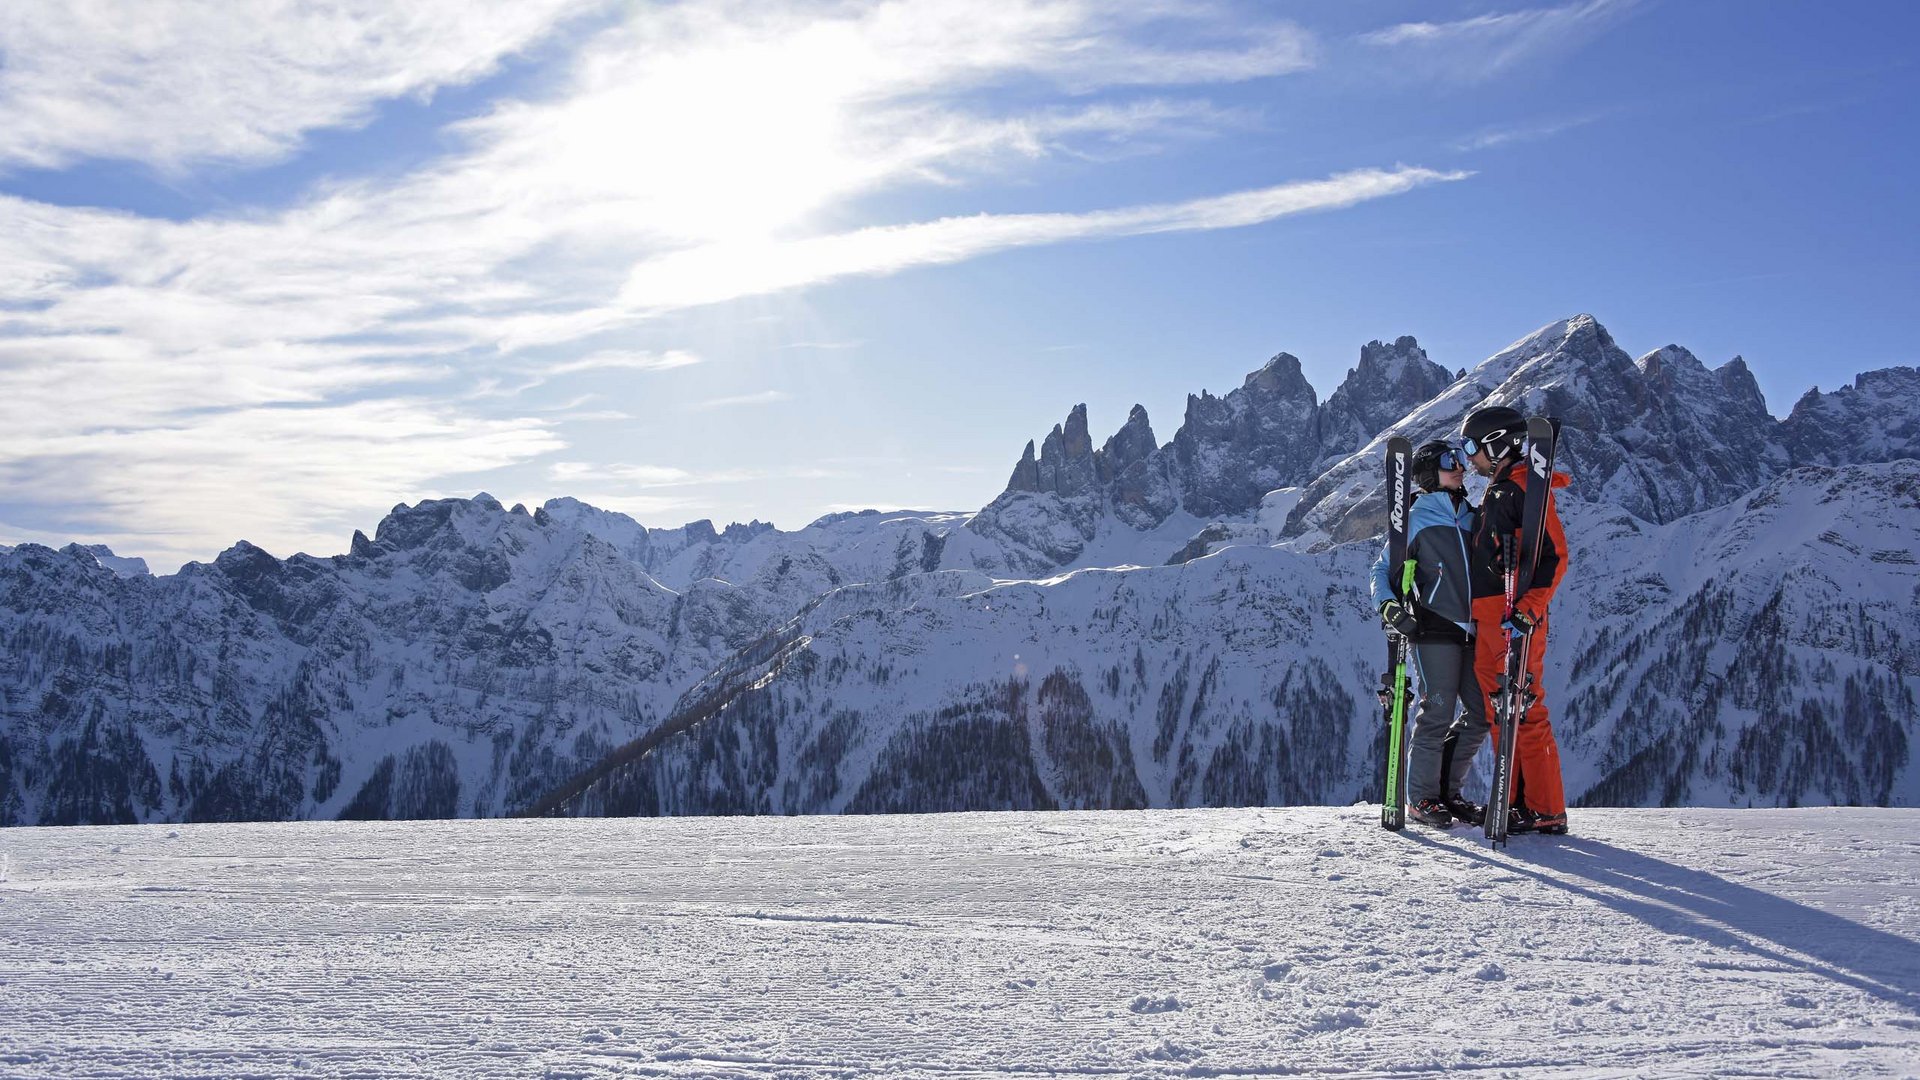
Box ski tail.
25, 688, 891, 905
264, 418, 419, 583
1486, 416, 1558, 848
1381, 437, 1415, 831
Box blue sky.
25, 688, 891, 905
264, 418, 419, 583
1, 1, 1914, 571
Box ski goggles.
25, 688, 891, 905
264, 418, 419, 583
1462, 430, 1510, 458
1437, 447, 1466, 471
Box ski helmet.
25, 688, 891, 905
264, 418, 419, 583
1411, 440, 1463, 492
1461, 405, 1526, 460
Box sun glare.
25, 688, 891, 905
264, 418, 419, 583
537, 26, 879, 245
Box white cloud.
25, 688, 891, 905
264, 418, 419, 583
0, 0, 599, 171
0, 1, 1470, 569
819, 501, 936, 514
615, 167, 1467, 313
548, 461, 693, 486
0, 399, 561, 572
685, 390, 793, 412
1450, 114, 1602, 152
1360, 0, 1636, 81
525, 491, 694, 521
543, 349, 705, 375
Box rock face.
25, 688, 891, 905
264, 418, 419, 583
1553, 462, 1920, 808
1779, 366, 1920, 468
1172, 352, 1325, 519
1314, 336, 1458, 474
550, 316, 1920, 820
1098, 405, 1176, 530
556, 460, 1920, 818
964, 337, 1455, 572
7, 314, 1920, 827
1279, 316, 1797, 547
0, 497, 959, 826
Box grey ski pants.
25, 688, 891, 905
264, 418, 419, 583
1407, 637, 1488, 803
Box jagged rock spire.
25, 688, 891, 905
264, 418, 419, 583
1780, 366, 1920, 467
1317, 336, 1457, 472
1172, 353, 1321, 519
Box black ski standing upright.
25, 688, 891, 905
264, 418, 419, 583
1485, 416, 1558, 848
1379, 437, 1415, 831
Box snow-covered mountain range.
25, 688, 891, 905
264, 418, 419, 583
3, 315, 1915, 825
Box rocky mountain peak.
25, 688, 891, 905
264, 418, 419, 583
1172, 352, 1322, 519
1317, 335, 1455, 472
1005, 440, 1041, 492
1636, 344, 1705, 381
721, 520, 777, 543
373, 497, 465, 552
1780, 365, 1920, 467
1713, 356, 1769, 415
1242, 352, 1315, 397
539, 497, 652, 565
1098, 404, 1176, 530
214, 539, 279, 577
1280, 315, 1789, 545
58, 543, 151, 578
1357, 335, 1425, 379
1100, 404, 1157, 468
1004, 403, 1099, 499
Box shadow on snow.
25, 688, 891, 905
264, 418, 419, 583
1406, 832, 1920, 1014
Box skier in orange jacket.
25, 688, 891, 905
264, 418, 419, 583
1461, 406, 1571, 835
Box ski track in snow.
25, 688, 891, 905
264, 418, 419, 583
1, 808, 1916, 1078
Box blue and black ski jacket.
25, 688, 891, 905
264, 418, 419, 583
1369, 489, 1476, 641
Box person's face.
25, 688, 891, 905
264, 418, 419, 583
1466, 446, 1494, 477
1440, 462, 1467, 491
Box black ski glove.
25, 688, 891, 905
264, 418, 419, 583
1504, 609, 1539, 635
1379, 599, 1418, 638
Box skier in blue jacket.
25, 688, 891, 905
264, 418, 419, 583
1368, 441, 1489, 827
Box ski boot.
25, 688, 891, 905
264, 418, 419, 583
1506, 805, 1540, 835
1408, 798, 1453, 828
1444, 795, 1485, 827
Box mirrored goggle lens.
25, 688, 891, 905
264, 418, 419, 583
1461, 437, 1480, 457
1439, 449, 1464, 471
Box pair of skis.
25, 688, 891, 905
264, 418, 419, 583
1484, 416, 1559, 848
1377, 418, 1558, 847
1379, 438, 1416, 831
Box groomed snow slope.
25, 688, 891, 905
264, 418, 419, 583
2, 808, 1916, 1077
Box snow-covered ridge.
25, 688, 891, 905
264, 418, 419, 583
556, 459, 1918, 818
4, 314, 1917, 826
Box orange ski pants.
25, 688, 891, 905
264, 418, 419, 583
1471, 595, 1565, 816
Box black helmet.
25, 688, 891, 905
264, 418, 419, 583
1462, 405, 1526, 460
1410, 440, 1463, 492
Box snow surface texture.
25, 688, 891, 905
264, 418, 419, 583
2, 808, 1917, 1077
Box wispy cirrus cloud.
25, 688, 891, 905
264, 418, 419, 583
1451, 114, 1605, 152
781, 341, 866, 351
0, 398, 562, 566
542, 349, 704, 376
549, 461, 694, 486
685, 390, 793, 412
0, 0, 600, 172
0, 1, 1469, 570
611, 166, 1467, 315
549, 461, 845, 487
1360, 0, 1637, 82
536, 460, 848, 525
